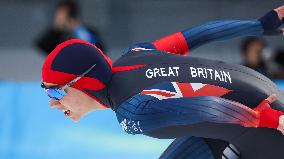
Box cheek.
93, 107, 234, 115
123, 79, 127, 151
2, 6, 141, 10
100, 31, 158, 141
60, 87, 91, 114
60, 94, 82, 111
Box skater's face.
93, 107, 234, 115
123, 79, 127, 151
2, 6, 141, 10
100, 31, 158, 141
43, 82, 106, 122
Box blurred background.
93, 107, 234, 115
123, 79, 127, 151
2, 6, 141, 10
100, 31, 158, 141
0, 0, 284, 159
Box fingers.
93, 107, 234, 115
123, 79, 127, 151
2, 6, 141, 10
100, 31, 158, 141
274, 5, 284, 20
275, 5, 284, 12
265, 94, 277, 104
277, 115, 284, 135
277, 125, 284, 135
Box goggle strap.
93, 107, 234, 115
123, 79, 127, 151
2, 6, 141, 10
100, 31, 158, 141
61, 64, 96, 90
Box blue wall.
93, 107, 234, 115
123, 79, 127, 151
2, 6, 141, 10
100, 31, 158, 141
0, 82, 171, 159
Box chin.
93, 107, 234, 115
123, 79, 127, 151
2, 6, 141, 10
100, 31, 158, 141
70, 115, 81, 122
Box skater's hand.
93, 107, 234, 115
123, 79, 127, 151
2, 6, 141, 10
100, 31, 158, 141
254, 94, 284, 134
274, 5, 284, 35
275, 5, 284, 21
277, 115, 284, 135
254, 94, 277, 112
259, 5, 284, 35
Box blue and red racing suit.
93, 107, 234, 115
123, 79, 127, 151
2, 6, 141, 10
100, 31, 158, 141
87, 10, 284, 159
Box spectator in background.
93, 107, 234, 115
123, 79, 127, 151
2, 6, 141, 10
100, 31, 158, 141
241, 37, 269, 77
36, 0, 105, 56
272, 48, 284, 79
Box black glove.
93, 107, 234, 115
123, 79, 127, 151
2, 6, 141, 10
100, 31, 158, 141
258, 7, 284, 35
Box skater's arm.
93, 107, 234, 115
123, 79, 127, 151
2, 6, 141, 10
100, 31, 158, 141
147, 95, 284, 133
151, 6, 284, 55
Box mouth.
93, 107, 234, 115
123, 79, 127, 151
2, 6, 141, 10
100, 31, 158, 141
64, 110, 71, 116
61, 109, 80, 122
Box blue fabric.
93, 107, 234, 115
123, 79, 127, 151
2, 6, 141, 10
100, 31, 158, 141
181, 20, 263, 50
115, 93, 217, 158
160, 136, 214, 159
115, 81, 256, 135
116, 95, 250, 135
73, 25, 98, 45
115, 95, 155, 135
115, 91, 216, 159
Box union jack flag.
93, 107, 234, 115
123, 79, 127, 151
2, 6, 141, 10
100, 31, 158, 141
140, 82, 232, 100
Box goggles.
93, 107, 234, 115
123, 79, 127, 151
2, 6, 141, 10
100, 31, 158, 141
41, 64, 96, 100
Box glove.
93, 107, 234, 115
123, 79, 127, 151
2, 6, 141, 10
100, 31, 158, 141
254, 94, 284, 134
259, 5, 284, 35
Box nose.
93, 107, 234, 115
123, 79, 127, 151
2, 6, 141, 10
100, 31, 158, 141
49, 100, 65, 110
49, 100, 60, 107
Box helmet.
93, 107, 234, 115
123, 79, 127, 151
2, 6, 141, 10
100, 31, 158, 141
42, 39, 112, 105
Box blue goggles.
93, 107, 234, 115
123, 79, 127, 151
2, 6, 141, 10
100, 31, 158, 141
41, 84, 67, 100
41, 64, 96, 100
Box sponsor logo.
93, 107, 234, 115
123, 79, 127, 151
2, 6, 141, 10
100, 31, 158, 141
120, 118, 143, 135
